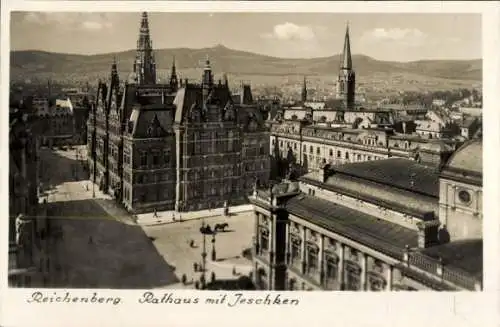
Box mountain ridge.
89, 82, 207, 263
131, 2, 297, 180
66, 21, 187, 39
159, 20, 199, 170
10, 45, 482, 83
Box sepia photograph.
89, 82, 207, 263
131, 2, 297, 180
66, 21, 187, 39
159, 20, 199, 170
8, 9, 484, 295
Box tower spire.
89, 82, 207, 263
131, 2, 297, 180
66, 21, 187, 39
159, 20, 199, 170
202, 55, 213, 87
169, 55, 178, 92
336, 22, 356, 109
110, 56, 120, 87
341, 22, 352, 70
133, 12, 157, 84
301, 76, 307, 103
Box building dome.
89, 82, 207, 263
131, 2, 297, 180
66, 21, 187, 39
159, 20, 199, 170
443, 139, 482, 175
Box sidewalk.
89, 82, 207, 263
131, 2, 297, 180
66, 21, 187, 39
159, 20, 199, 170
156, 258, 253, 290
84, 181, 113, 201
136, 204, 254, 226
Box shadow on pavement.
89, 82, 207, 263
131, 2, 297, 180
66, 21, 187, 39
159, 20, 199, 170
39, 149, 89, 193
205, 276, 256, 290
30, 198, 179, 289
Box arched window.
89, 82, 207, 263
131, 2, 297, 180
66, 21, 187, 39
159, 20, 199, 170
368, 273, 386, 291
344, 261, 361, 291
290, 235, 301, 268
324, 253, 339, 289
306, 243, 319, 276
259, 227, 269, 255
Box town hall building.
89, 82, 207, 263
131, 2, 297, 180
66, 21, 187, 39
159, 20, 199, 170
87, 12, 270, 213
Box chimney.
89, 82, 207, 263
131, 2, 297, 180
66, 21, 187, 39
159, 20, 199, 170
416, 218, 440, 248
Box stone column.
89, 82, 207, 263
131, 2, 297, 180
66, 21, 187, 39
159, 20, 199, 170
474, 190, 480, 215
319, 235, 325, 285
254, 212, 260, 255
451, 184, 457, 210
301, 227, 307, 274
285, 222, 290, 265
338, 244, 345, 290
361, 253, 368, 291
269, 214, 275, 265
386, 265, 393, 291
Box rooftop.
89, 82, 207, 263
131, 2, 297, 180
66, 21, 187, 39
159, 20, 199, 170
285, 194, 418, 259
330, 158, 439, 197
443, 139, 482, 176
420, 239, 482, 278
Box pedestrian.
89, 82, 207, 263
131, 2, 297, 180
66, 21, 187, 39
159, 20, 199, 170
153, 208, 158, 218
172, 213, 176, 222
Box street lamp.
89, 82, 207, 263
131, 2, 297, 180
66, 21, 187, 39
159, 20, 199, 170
200, 219, 207, 288
211, 232, 217, 261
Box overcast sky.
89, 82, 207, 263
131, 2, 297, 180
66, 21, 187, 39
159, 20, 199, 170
10, 12, 481, 62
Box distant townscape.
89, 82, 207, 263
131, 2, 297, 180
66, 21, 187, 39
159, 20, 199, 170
10, 12, 482, 292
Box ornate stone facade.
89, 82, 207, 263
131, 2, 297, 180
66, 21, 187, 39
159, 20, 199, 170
87, 12, 270, 213
250, 141, 483, 291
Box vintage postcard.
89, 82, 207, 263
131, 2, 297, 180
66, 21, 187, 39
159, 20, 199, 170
1, 1, 499, 327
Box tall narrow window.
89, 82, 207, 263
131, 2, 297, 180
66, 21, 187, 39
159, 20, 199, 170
260, 227, 269, 255
306, 244, 318, 276
152, 151, 159, 166
140, 151, 148, 167
228, 131, 234, 152
345, 262, 361, 291
290, 236, 301, 269
325, 254, 338, 289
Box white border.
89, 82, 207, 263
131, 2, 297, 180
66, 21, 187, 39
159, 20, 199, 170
1, 2, 499, 327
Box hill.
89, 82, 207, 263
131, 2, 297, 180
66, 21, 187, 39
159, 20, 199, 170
10, 45, 482, 87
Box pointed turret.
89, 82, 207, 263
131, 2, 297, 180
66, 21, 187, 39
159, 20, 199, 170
169, 56, 178, 92
110, 56, 120, 87
202, 55, 213, 88
301, 76, 308, 103
133, 12, 157, 85
340, 23, 352, 70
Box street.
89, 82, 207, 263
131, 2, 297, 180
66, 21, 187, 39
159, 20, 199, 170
36, 145, 254, 289
37, 146, 177, 288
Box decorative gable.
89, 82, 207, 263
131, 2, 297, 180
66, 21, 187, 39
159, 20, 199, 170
246, 112, 259, 132
146, 114, 167, 138
223, 101, 235, 122
109, 89, 120, 120
189, 102, 202, 123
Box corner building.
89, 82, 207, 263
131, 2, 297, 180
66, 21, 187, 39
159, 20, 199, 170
87, 12, 270, 213
250, 139, 482, 291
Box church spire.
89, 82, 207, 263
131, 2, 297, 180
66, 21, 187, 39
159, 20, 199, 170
301, 76, 308, 103
336, 22, 356, 109
340, 23, 352, 70
133, 12, 156, 84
